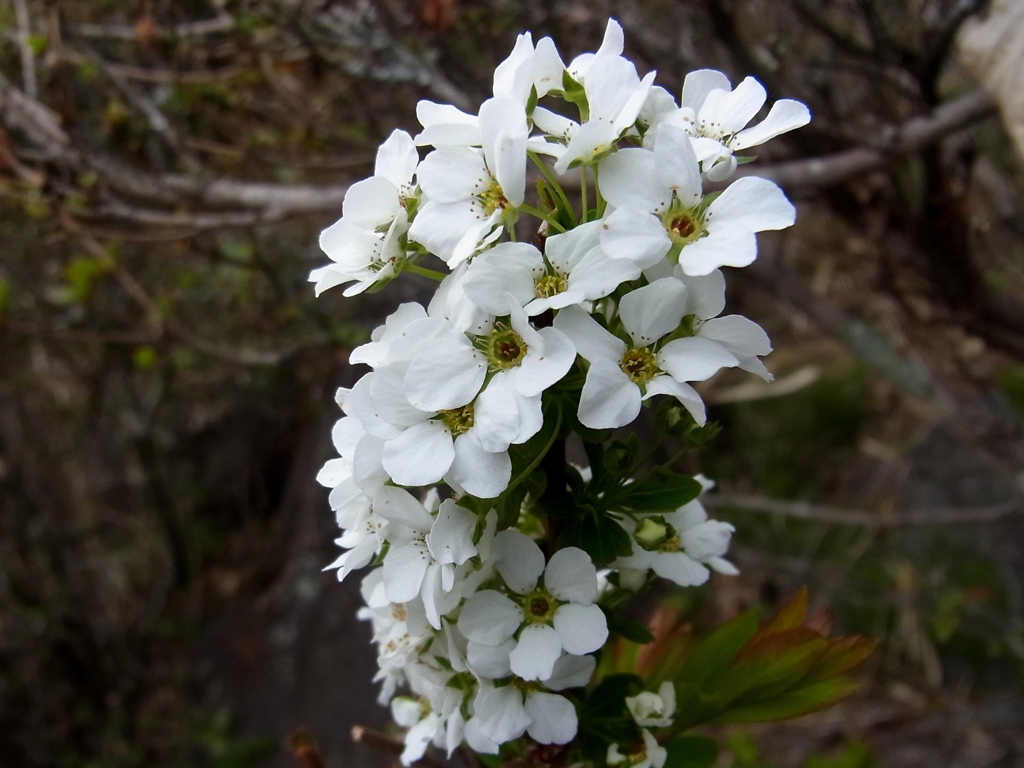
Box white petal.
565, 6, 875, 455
510, 624, 563, 681
553, 602, 608, 655
462, 242, 542, 315
599, 148, 663, 212
700, 315, 772, 357
494, 529, 545, 594
415, 100, 481, 147
678, 228, 758, 275
643, 376, 706, 425
651, 551, 710, 586
371, 485, 434, 531
699, 77, 766, 134
553, 305, 625, 364
474, 685, 530, 744
467, 638, 516, 678
480, 97, 528, 207
383, 420, 454, 487
653, 125, 703, 207
514, 326, 576, 397
427, 500, 479, 567
524, 692, 578, 745
375, 129, 418, 186
405, 337, 486, 411
681, 520, 735, 560
473, 374, 524, 452
657, 337, 739, 382
450, 430, 511, 499
578, 357, 641, 429
705, 177, 795, 233
619, 278, 688, 347
600, 208, 672, 269
458, 590, 524, 645
382, 542, 430, 603
316, 458, 349, 488
417, 147, 487, 201
732, 99, 810, 150
553, 120, 618, 174
565, 246, 643, 302
678, 270, 726, 320
544, 654, 597, 691
341, 176, 400, 229
545, 547, 598, 604
681, 69, 731, 111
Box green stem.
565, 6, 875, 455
519, 204, 567, 233
404, 262, 447, 281
529, 151, 577, 225
593, 163, 607, 218
581, 165, 589, 222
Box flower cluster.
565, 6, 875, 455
312, 18, 807, 766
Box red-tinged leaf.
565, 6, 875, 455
751, 587, 809, 641
804, 607, 835, 636
710, 677, 862, 723
722, 629, 829, 699
676, 611, 759, 689
803, 635, 879, 683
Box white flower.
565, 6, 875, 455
468, 680, 579, 747
457, 529, 608, 682
492, 31, 565, 104
535, 54, 655, 173
461, 222, 641, 316
376, 489, 480, 628
673, 69, 811, 181
410, 97, 528, 267
613, 495, 738, 587
311, 130, 418, 296
607, 729, 667, 768
554, 278, 740, 429
626, 681, 676, 727
599, 124, 796, 275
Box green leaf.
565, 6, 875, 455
802, 636, 879, 683
688, 611, 759, 680
561, 71, 589, 120
754, 587, 809, 638
711, 677, 861, 723
611, 470, 702, 513
526, 85, 539, 116
558, 511, 632, 564
722, 629, 829, 699
664, 736, 719, 768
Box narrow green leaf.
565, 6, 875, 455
803, 636, 879, 683
611, 471, 702, 513
711, 677, 861, 723
753, 587, 809, 639
676, 612, 759, 689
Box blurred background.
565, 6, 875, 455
1, 1, 1023, 767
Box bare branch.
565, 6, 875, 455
76, 14, 235, 41
704, 492, 1023, 527
742, 89, 997, 192
13, 0, 37, 99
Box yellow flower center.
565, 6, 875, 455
440, 404, 474, 436
620, 347, 658, 385
535, 274, 567, 298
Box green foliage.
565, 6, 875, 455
663, 736, 718, 768
614, 589, 877, 733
